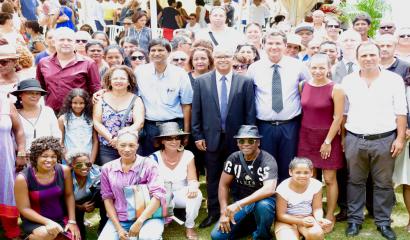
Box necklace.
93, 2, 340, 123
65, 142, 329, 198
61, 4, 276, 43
18, 106, 42, 138
161, 150, 181, 170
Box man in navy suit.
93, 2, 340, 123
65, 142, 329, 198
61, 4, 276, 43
192, 45, 256, 228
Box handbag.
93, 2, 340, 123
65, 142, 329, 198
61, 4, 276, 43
123, 157, 174, 221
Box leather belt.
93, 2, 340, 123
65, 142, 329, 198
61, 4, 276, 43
145, 118, 182, 126
257, 116, 299, 126
347, 130, 396, 140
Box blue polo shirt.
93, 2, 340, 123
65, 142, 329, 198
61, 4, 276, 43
20, 0, 39, 21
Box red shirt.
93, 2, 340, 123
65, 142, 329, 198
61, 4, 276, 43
36, 53, 101, 112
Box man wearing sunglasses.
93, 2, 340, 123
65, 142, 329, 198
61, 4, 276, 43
192, 46, 256, 228
378, 19, 396, 36
210, 125, 277, 239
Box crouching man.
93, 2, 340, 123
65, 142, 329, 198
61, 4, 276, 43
211, 125, 278, 240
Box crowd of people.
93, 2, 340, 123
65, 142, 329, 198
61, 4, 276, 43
1, 0, 410, 240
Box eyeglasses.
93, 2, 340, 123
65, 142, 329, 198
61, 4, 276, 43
76, 39, 88, 44
164, 136, 182, 141
237, 139, 256, 145
380, 26, 393, 30
399, 34, 410, 38
326, 24, 340, 29
73, 162, 92, 169
172, 58, 187, 62
131, 55, 145, 61
233, 64, 249, 70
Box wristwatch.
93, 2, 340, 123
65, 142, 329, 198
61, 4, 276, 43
324, 139, 331, 145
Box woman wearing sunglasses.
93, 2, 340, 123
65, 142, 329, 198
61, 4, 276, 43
129, 48, 148, 71
67, 150, 107, 240
396, 27, 410, 63
153, 122, 202, 240
232, 53, 251, 76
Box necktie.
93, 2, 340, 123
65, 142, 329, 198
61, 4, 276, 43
347, 62, 354, 74
271, 64, 283, 113
220, 76, 228, 130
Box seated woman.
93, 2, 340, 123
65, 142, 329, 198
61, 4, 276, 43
153, 122, 202, 240
99, 131, 165, 240
14, 136, 80, 240
275, 157, 332, 240
66, 150, 107, 239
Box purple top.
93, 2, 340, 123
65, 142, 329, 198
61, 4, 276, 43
101, 156, 166, 221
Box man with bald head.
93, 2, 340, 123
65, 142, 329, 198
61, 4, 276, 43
192, 45, 256, 228
36, 27, 101, 113
195, 6, 245, 51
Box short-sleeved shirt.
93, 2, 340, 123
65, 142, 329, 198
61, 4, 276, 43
20, 0, 39, 21
276, 178, 322, 217
161, 7, 180, 29
223, 150, 278, 199
135, 63, 193, 121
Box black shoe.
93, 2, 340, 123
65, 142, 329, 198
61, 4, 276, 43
377, 226, 396, 240
199, 215, 220, 228
336, 209, 348, 222
346, 223, 362, 237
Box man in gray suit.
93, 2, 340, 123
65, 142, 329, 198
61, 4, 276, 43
192, 45, 256, 228
332, 30, 362, 83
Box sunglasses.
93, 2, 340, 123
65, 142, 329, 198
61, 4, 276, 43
131, 55, 145, 61
172, 58, 187, 62
380, 26, 393, 29
0, 59, 15, 66
164, 136, 182, 141
326, 24, 340, 29
237, 139, 256, 145
399, 34, 410, 38
73, 162, 92, 169
233, 64, 249, 70
76, 39, 88, 44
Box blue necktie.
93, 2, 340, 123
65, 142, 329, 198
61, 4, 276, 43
272, 64, 283, 113
220, 76, 228, 130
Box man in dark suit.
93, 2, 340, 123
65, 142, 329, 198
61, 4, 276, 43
192, 45, 256, 228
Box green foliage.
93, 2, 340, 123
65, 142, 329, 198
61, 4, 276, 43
337, 0, 391, 37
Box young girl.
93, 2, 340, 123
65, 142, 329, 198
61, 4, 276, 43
275, 157, 332, 240
58, 88, 98, 163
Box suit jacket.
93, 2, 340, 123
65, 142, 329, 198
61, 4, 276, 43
331, 60, 348, 84
191, 70, 256, 153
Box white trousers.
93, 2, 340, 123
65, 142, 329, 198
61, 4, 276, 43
172, 186, 203, 228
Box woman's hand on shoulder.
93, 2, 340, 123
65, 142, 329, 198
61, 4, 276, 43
92, 89, 106, 104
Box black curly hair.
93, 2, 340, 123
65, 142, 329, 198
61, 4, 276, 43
59, 88, 93, 128
29, 136, 63, 168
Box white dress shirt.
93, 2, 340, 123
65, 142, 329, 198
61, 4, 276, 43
215, 71, 233, 108
342, 69, 407, 134
247, 56, 311, 121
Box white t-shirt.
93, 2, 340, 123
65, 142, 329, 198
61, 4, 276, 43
276, 177, 322, 217
153, 150, 194, 192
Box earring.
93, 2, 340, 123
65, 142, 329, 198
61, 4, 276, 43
177, 145, 184, 152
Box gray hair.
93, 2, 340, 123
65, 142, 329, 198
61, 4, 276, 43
66, 149, 90, 165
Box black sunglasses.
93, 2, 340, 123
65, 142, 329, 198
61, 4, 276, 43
172, 58, 187, 62
73, 162, 92, 169
76, 39, 88, 44
326, 24, 340, 29
233, 64, 249, 70
131, 55, 145, 61
164, 136, 182, 141
237, 139, 256, 145
380, 26, 393, 29
399, 34, 410, 38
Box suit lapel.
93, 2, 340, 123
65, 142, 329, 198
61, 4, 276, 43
209, 71, 221, 113
227, 73, 238, 113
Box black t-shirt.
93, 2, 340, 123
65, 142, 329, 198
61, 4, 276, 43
223, 150, 278, 199
161, 7, 180, 29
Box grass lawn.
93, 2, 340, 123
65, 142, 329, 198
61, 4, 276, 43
82, 179, 410, 240
3, 179, 409, 239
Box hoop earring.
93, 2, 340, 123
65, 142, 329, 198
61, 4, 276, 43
177, 145, 184, 152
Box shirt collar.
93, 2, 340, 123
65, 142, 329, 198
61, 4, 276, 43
50, 53, 87, 67
112, 157, 139, 173
216, 70, 233, 82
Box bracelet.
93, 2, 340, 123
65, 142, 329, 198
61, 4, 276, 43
235, 202, 242, 210
17, 151, 26, 157
68, 220, 77, 225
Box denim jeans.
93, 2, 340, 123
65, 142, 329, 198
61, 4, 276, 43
98, 219, 164, 240
210, 197, 276, 240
